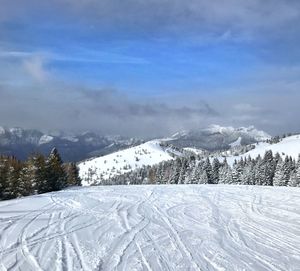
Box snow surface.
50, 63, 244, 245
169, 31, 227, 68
206, 124, 271, 141
79, 140, 181, 185
225, 134, 300, 166
183, 147, 204, 155
38, 135, 54, 145
8, 127, 23, 137
229, 137, 242, 148
170, 125, 271, 142
0, 185, 299, 271
61, 136, 79, 143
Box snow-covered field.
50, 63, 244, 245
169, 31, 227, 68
0, 185, 300, 271
79, 140, 181, 185
225, 134, 300, 166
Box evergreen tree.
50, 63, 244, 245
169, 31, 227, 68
253, 155, 262, 185
178, 159, 188, 184
6, 157, 22, 199
198, 170, 209, 184
45, 148, 67, 191
190, 161, 202, 184
65, 163, 82, 186
211, 158, 220, 184
288, 155, 300, 187
17, 162, 35, 196
232, 159, 243, 184
258, 150, 276, 186
219, 159, 233, 184
203, 158, 212, 184
169, 158, 181, 184
0, 156, 9, 200
273, 156, 291, 186
24, 154, 48, 194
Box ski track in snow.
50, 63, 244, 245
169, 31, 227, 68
0, 185, 300, 271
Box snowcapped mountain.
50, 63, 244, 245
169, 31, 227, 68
167, 124, 271, 151
0, 126, 142, 161
0, 124, 271, 163
79, 140, 183, 185
222, 134, 300, 166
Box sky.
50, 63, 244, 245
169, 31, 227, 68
1, 0, 300, 137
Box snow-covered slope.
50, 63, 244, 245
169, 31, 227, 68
167, 125, 271, 151
0, 185, 299, 270
183, 147, 205, 155
79, 140, 182, 185
206, 124, 271, 141
225, 134, 300, 165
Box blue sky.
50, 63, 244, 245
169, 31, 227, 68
1, 0, 300, 136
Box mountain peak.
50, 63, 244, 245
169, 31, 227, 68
167, 125, 271, 151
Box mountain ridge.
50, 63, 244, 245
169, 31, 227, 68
0, 124, 271, 162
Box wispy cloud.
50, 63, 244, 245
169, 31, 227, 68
22, 55, 49, 82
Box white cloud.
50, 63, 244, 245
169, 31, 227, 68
23, 56, 49, 82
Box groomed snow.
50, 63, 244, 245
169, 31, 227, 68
0, 185, 299, 270
79, 140, 180, 185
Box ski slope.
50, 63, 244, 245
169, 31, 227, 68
78, 140, 181, 185
0, 185, 299, 271
225, 134, 300, 166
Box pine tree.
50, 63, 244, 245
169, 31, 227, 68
203, 158, 213, 184
218, 158, 233, 184
178, 159, 188, 184
232, 159, 243, 184
258, 150, 276, 186
24, 154, 48, 194
198, 170, 209, 184
0, 156, 9, 200
253, 155, 262, 185
211, 158, 220, 184
65, 163, 82, 186
18, 161, 35, 197
169, 158, 181, 184
6, 157, 22, 199
273, 156, 291, 186
190, 161, 201, 184
288, 155, 300, 187
45, 148, 67, 191
288, 171, 299, 187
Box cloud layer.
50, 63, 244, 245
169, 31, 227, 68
0, 0, 300, 136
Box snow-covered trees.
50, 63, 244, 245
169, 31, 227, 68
273, 156, 293, 186
258, 150, 276, 186
107, 151, 300, 188
218, 159, 233, 184
0, 149, 81, 201
211, 158, 221, 184
288, 155, 300, 187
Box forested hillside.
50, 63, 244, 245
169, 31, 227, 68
106, 150, 300, 187
0, 148, 81, 200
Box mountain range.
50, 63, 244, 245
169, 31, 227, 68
0, 124, 271, 162
0, 126, 142, 161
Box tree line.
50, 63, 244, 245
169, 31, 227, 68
104, 150, 300, 187
0, 148, 81, 201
